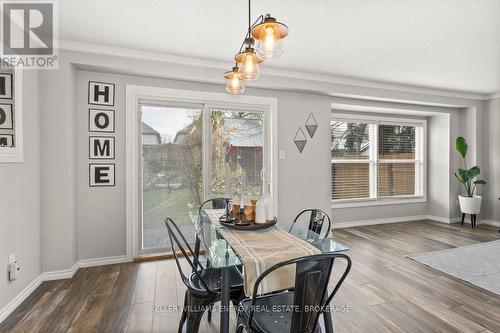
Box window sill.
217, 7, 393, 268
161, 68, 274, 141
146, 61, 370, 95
331, 197, 426, 208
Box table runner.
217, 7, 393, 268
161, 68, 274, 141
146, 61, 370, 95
206, 209, 320, 295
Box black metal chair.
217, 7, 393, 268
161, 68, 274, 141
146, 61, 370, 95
195, 198, 231, 266
164, 218, 245, 333
198, 197, 230, 213
197, 197, 234, 322
290, 209, 332, 242
236, 253, 351, 333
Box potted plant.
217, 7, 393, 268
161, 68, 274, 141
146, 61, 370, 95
454, 136, 486, 214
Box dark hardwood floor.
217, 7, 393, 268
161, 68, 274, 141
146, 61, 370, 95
1, 221, 499, 333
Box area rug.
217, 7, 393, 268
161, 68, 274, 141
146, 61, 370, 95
409, 240, 500, 295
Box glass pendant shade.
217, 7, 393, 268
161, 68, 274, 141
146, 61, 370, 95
234, 47, 263, 80
251, 16, 288, 59
224, 67, 245, 94
257, 37, 283, 60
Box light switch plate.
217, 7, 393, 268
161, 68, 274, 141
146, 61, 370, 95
279, 150, 286, 160
8, 254, 15, 264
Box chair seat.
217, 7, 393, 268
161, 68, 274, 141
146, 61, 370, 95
239, 291, 322, 333
188, 266, 244, 294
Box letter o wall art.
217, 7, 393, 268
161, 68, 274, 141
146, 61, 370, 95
87, 81, 116, 187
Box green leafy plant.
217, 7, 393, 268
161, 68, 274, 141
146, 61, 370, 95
454, 137, 486, 197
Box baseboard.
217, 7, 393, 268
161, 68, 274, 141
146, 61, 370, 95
79, 255, 129, 268
0, 255, 131, 325
41, 262, 79, 281
0, 275, 43, 324
332, 215, 429, 229
427, 215, 462, 224
333, 215, 466, 229
479, 219, 500, 227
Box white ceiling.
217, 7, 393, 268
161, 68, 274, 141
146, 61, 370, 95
59, 0, 500, 94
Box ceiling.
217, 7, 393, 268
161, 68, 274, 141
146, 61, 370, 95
59, 0, 500, 94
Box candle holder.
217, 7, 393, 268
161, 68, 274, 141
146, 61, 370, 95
219, 198, 236, 223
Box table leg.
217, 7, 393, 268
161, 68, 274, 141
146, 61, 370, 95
193, 235, 201, 272
220, 253, 231, 333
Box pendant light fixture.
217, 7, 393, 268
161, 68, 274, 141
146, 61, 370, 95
234, 38, 263, 80
223, 0, 288, 94
252, 15, 288, 60
224, 66, 245, 94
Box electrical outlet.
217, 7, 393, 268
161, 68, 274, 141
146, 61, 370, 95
455, 199, 459, 207
9, 261, 20, 281
279, 150, 286, 160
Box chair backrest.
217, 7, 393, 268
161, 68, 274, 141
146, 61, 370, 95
248, 253, 351, 333
164, 218, 214, 294
291, 209, 332, 241
199, 198, 229, 214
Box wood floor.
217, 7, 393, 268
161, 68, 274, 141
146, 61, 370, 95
1, 221, 499, 333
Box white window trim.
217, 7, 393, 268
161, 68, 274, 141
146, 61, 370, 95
126, 85, 278, 259
331, 112, 427, 208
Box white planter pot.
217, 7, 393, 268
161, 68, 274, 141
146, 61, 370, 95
458, 195, 482, 214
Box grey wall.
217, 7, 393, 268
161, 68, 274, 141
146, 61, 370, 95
330, 103, 466, 222
427, 113, 451, 218
1, 47, 494, 321
40, 56, 78, 272
75, 70, 333, 260
0, 71, 41, 311
483, 98, 500, 221
35, 49, 487, 272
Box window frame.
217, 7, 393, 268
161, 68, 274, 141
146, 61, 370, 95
331, 113, 427, 208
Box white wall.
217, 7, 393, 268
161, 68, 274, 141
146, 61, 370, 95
0, 71, 41, 311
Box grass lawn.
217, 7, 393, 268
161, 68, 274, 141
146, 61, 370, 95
143, 186, 197, 230
142, 186, 199, 249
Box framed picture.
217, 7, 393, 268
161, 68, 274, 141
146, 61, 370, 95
89, 163, 115, 187
0, 73, 13, 99
89, 136, 115, 159
0, 134, 14, 147
89, 109, 115, 133
88, 81, 115, 106
0, 104, 13, 129
0, 68, 22, 163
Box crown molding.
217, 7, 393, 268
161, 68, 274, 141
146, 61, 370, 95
486, 91, 500, 100
59, 39, 491, 101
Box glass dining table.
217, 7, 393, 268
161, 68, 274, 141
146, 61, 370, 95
188, 210, 349, 333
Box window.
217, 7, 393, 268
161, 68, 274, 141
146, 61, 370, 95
331, 115, 425, 205
210, 109, 264, 199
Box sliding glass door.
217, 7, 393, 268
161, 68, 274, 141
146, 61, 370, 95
138, 104, 267, 255
140, 105, 203, 254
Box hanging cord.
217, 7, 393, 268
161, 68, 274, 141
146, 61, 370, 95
236, 0, 264, 53
248, 0, 251, 35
